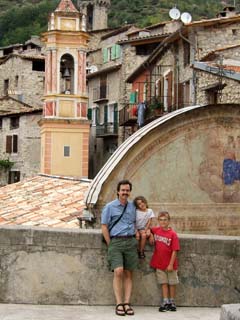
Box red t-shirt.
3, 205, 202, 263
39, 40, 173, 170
150, 227, 180, 270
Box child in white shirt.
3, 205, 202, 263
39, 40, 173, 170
134, 196, 155, 259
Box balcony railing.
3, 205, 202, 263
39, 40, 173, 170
119, 105, 137, 126
119, 95, 193, 126
93, 85, 109, 102
96, 122, 118, 137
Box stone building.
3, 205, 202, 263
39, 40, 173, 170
0, 38, 44, 186
0, 96, 42, 186
86, 19, 182, 177
122, 7, 240, 131
78, 0, 111, 31
0, 37, 45, 108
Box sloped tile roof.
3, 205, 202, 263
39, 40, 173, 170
0, 96, 42, 116
55, 0, 78, 13
201, 44, 240, 61
0, 175, 91, 228
0, 53, 45, 65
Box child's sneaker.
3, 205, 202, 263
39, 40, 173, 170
168, 302, 177, 311
138, 251, 145, 259
158, 303, 169, 312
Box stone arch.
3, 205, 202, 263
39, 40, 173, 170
86, 104, 240, 235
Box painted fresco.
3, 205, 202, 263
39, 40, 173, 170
127, 125, 240, 204
200, 131, 240, 203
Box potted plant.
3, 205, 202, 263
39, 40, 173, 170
149, 98, 163, 116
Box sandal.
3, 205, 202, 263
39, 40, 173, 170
123, 303, 134, 315
115, 304, 125, 316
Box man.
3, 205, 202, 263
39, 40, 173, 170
101, 180, 138, 316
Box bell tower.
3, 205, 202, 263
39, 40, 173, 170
39, 0, 90, 178
78, 0, 111, 30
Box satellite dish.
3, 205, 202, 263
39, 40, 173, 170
181, 12, 192, 24
169, 7, 181, 20
89, 65, 98, 73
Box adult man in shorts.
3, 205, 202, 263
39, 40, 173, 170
101, 179, 138, 316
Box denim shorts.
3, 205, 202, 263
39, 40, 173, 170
107, 237, 138, 271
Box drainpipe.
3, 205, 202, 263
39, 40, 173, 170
178, 28, 197, 105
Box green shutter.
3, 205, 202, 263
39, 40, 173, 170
111, 45, 117, 60
114, 103, 118, 122
130, 92, 136, 103
104, 105, 108, 123
103, 48, 108, 63
87, 108, 92, 120
116, 44, 121, 58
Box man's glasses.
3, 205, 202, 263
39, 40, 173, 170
158, 218, 168, 221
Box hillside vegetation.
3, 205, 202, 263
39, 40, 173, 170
0, 0, 235, 46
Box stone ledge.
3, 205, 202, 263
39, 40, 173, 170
0, 226, 239, 306
220, 304, 240, 320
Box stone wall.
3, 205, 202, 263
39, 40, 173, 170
195, 22, 240, 60
0, 226, 239, 307
0, 56, 44, 107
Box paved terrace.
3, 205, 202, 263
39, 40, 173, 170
0, 304, 221, 320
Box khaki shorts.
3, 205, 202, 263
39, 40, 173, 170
156, 269, 179, 285
107, 237, 138, 271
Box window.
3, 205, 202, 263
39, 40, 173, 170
64, 146, 70, 157
32, 60, 45, 71
4, 79, 9, 95
8, 171, 20, 184
15, 75, 19, 87
103, 45, 121, 63
10, 116, 19, 129
206, 90, 218, 104
136, 44, 158, 56
100, 75, 107, 99
183, 40, 190, 67
6, 135, 18, 153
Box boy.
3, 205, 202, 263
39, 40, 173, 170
149, 211, 180, 312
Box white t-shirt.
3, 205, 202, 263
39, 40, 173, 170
136, 208, 155, 230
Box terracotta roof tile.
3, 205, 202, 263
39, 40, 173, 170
0, 175, 91, 228
55, 0, 78, 13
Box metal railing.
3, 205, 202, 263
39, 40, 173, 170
96, 122, 118, 136
119, 96, 192, 126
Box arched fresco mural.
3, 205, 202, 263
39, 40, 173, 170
85, 104, 240, 235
